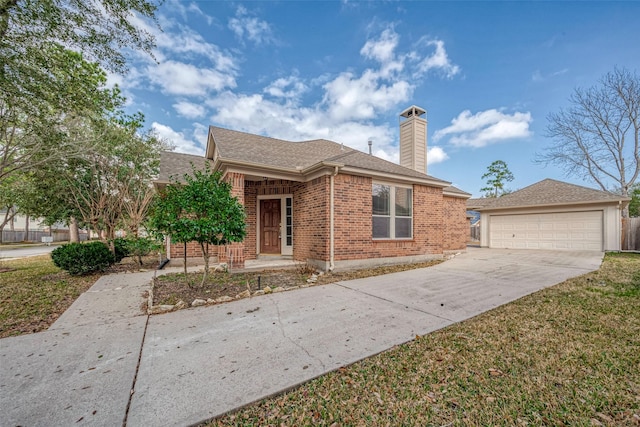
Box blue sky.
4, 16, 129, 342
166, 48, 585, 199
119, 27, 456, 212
111, 1, 640, 197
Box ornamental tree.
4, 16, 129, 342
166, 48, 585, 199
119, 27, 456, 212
148, 164, 246, 286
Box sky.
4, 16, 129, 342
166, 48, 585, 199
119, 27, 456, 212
110, 1, 640, 197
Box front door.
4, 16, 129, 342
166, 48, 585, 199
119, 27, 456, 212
260, 199, 281, 254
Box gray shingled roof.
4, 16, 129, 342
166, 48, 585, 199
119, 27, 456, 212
158, 151, 212, 183
466, 198, 491, 209
471, 179, 629, 211
210, 126, 450, 183
443, 185, 472, 197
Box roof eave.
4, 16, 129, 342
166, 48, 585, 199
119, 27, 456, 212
339, 165, 451, 188
444, 189, 472, 199
476, 198, 631, 212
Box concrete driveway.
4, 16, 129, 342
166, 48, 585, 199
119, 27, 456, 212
0, 244, 59, 260
0, 248, 603, 426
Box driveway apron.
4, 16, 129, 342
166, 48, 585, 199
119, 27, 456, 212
128, 248, 603, 426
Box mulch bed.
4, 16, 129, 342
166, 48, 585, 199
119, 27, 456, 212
151, 259, 444, 310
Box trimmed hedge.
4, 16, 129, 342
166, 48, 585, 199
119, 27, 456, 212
124, 236, 160, 265
51, 241, 115, 275
112, 237, 129, 263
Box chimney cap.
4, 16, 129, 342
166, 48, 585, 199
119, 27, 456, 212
400, 105, 427, 119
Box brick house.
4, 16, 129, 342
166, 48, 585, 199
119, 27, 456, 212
157, 106, 470, 271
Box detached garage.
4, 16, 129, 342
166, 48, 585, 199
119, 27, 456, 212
468, 179, 630, 251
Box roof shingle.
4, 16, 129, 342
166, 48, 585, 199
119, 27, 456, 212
158, 151, 212, 183
470, 179, 629, 210
209, 126, 450, 183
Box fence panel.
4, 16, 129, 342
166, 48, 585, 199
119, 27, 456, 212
0, 230, 88, 243
622, 218, 640, 251
469, 225, 480, 242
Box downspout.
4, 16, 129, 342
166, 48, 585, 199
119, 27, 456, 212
329, 166, 339, 271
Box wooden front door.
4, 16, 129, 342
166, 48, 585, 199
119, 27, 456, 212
260, 199, 281, 254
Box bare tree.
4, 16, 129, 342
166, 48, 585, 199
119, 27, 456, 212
538, 67, 640, 216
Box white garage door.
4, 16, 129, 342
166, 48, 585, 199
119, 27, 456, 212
489, 211, 603, 250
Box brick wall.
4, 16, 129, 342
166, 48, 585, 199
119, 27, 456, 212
168, 171, 467, 267
293, 176, 329, 262
169, 241, 205, 259
332, 174, 444, 261
442, 196, 468, 251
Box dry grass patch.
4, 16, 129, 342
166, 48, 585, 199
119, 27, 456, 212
209, 253, 640, 426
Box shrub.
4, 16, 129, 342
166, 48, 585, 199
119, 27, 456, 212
112, 237, 129, 263
124, 236, 161, 266
51, 241, 115, 275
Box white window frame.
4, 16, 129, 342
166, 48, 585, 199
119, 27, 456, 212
372, 182, 413, 240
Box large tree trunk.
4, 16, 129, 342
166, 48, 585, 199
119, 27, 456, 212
23, 214, 29, 242
69, 216, 80, 242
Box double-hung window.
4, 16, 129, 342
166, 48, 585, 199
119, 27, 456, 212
372, 183, 413, 239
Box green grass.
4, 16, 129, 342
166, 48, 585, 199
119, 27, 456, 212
210, 253, 640, 426
0, 256, 98, 338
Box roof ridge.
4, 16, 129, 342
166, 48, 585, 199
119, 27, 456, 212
516, 178, 622, 196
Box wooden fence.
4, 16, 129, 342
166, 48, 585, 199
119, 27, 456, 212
0, 230, 88, 244
622, 218, 640, 251
469, 224, 480, 242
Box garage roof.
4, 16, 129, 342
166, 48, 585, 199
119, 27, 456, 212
469, 179, 630, 211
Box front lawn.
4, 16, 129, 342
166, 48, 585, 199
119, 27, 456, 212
0, 256, 99, 338
210, 253, 640, 426
0, 254, 158, 338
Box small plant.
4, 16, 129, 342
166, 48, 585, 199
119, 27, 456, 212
125, 236, 161, 266
111, 237, 129, 263
295, 261, 318, 276
51, 241, 115, 275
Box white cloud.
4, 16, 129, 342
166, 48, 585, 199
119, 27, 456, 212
264, 76, 308, 99
434, 109, 532, 148
361, 28, 399, 65
148, 60, 236, 96
228, 6, 274, 45
532, 68, 569, 82
186, 2, 215, 25
173, 101, 207, 119
151, 122, 204, 155
322, 69, 412, 121
414, 39, 460, 78
427, 146, 449, 165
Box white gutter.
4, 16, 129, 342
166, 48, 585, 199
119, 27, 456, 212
329, 166, 339, 271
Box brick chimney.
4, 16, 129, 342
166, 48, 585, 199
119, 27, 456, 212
399, 105, 427, 174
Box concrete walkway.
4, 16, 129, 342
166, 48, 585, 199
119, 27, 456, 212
0, 248, 603, 426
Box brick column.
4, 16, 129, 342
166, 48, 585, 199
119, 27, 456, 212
220, 172, 245, 268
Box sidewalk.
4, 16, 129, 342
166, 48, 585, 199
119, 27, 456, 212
0, 249, 603, 426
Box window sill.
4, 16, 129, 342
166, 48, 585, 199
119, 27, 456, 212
372, 238, 415, 242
